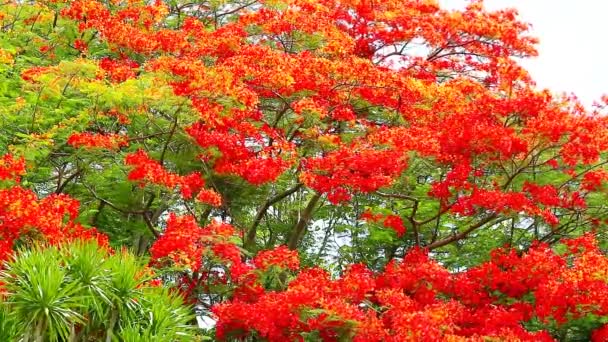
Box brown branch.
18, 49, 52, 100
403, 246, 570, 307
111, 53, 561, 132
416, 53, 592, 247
376, 191, 419, 203
410, 200, 421, 246
159, 105, 183, 166
418, 203, 454, 226
127, 131, 171, 142
55, 169, 83, 194
142, 211, 160, 238
288, 192, 322, 250
426, 214, 500, 250
83, 183, 140, 214
82, 183, 159, 237
245, 183, 303, 250
90, 200, 106, 226
376, 191, 420, 245
244, 183, 302, 249
431, 211, 441, 243
216, 0, 258, 19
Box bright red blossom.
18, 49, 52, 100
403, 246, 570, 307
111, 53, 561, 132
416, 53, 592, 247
592, 324, 608, 342
0, 185, 108, 261
361, 210, 406, 237
67, 132, 128, 150
253, 245, 299, 271
98, 57, 140, 82
0, 154, 26, 182
124, 150, 219, 201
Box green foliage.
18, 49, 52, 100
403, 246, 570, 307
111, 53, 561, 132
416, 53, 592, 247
0, 240, 195, 342
1, 246, 85, 341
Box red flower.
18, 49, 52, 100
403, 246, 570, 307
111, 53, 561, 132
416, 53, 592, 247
0, 154, 25, 182
124, 150, 210, 200
253, 246, 299, 271
67, 132, 128, 150
73, 39, 87, 51
382, 215, 406, 237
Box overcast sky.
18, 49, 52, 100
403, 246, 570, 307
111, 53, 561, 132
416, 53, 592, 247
439, 0, 608, 107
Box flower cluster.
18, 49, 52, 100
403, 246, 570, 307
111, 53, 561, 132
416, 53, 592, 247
149, 214, 250, 301
150, 215, 237, 271
185, 112, 295, 185
252, 245, 299, 272
0, 185, 107, 261
301, 145, 407, 204
360, 209, 406, 237
98, 57, 140, 83
213, 234, 608, 341
124, 150, 220, 203
67, 132, 128, 150
0, 154, 25, 182
0, 155, 107, 260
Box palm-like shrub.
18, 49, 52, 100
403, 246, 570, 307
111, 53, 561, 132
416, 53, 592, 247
0, 240, 194, 341
118, 287, 198, 342
0, 304, 17, 340
1, 247, 85, 341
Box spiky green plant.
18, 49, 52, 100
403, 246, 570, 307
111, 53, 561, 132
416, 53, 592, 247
0, 240, 196, 341
0, 302, 18, 341
102, 249, 149, 342
61, 240, 113, 340
118, 287, 194, 341
1, 246, 86, 342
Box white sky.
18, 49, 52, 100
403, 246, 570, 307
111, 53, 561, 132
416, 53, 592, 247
439, 0, 608, 107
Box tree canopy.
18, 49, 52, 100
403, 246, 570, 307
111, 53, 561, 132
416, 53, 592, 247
1, 0, 608, 340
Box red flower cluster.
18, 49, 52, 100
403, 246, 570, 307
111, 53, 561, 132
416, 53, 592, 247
186, 112, 294, 185
150, 215, 307, 307
301, 145, 407, 204
0, 185, 107, 261
592, 324, 608, 342
0, 154, 25, 182
252, 245, 299, 271
67, 132, 128, 150
150, 215, 237, 271
213, 234, 608, 341
581, 170, 608, 191
124, 150, 220, 203
98, 57, 140, 82
149, 214, 251, 301
20, 66, 52, 82
0, 154, 106, 260
73, 38, 87, 52
360, 209, 406, 237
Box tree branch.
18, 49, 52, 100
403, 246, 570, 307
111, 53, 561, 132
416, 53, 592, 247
426, 214, 501, 250
245, 183, 303, 250
288, 192, 322, 250
376, 191, 420, 245
55, 169, 83, 194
